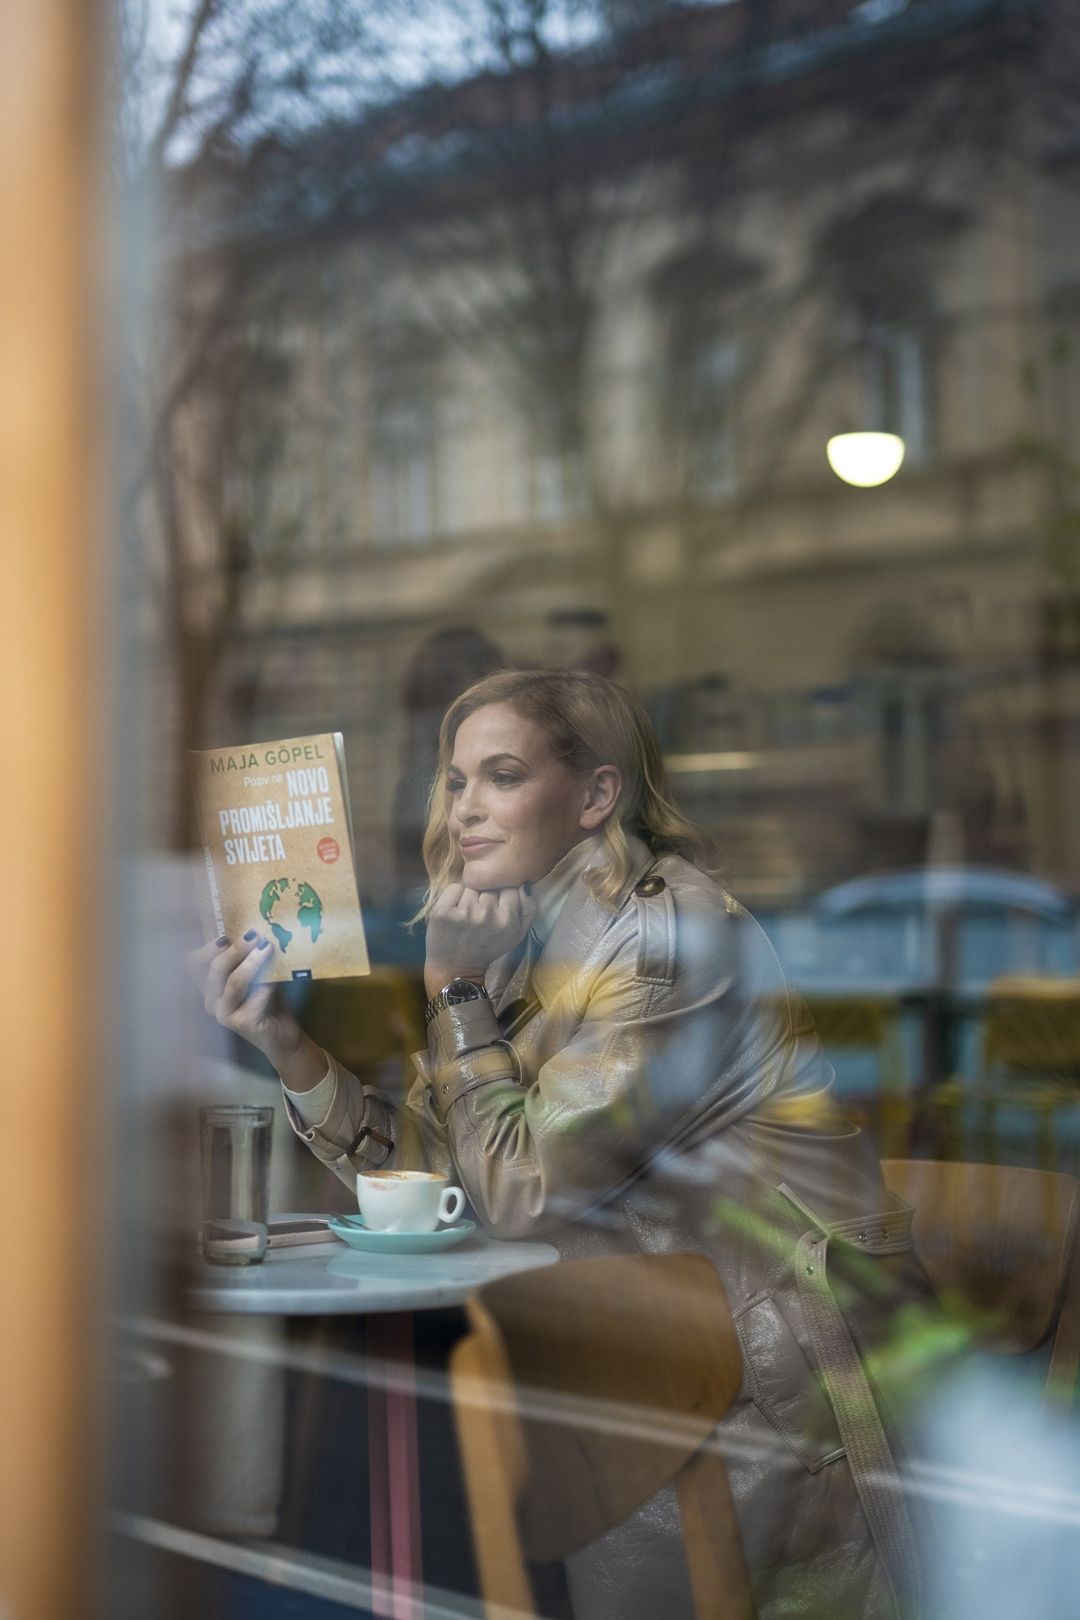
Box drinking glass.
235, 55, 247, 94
199, 1104, 274, 1265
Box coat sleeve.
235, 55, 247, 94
280, 1051, 454, 1191
423, 897, 784, 1238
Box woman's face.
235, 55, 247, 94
445, 702, 603, 890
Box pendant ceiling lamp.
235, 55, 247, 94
826, 431, 905, 487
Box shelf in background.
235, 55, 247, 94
665, 739, 874, 787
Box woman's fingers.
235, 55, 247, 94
203, 933, 256, 1013
472, 890, 498, 925
493, 887, 520, 929
185, 936, 225, 994
237, 981, 274, 1027
426, 881, 537, 988
456, 884, 530, 937
218, 936, 275, 1020
455, 887, 483, 925
434, 882, 465, 917
493, 886, 533, 937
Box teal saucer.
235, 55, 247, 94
327, 1214, 477, 1254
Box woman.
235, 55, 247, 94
195, 669, 936, 1620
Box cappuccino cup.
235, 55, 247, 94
356, 1170, 466, 1233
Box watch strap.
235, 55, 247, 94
346, 1120, 394, 1161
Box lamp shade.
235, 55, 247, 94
826, 431, 905, 487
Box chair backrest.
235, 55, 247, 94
800, 994, 896, 1050
797, 993, 909, 1153
980, 976, 1080, 1075
450, 1252, 754, 1620
880, 1159, 1080, 1396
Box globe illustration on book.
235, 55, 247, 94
259, 878, 324, 953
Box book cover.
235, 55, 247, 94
190, 732, 370, 982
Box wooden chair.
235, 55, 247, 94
880, 1159, 1080, 1402
450, 1253, 754, 1620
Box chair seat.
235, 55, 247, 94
451, 1253, 755, 1620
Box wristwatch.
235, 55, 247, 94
425, 977, 491, 1026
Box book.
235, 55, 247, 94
189, 732, 370, 981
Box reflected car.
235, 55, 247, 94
766, 866, 1079, 993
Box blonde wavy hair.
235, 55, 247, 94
416, 668, 718, 918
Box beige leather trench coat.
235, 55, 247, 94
284, 837, 937, 1620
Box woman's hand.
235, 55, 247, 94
187, 933, 305, 1071
424, 884, 535, 998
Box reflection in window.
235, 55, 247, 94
530, 401, 586, 524
437, 391, 474, 535
228, 337, 317, 556
817, 191, 955, 471
859, 313, 934, 464
372, 391, 436, 542
683, 337, 741, 500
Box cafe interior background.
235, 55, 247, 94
5, 0, 1080, 1617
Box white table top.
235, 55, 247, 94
188, 1221, 559, 1316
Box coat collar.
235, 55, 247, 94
530, 837, 600, 946
488, 833, 656, 1012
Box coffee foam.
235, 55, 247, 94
360, 1170, 447, 1182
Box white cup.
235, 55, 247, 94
356, 1170, 466, 1233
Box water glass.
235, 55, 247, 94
199, 1104, 274, 1265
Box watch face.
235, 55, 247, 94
445, 978, 483, 1005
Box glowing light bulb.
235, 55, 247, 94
826, 431, 905, 487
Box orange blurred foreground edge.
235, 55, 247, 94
0, 3, 106, 1619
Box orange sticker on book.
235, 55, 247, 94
317, 836, 340, 864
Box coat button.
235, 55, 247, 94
635, 874, 666, 897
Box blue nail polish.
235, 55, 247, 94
257, 936, 270, 949
215, 935, 230, 948
243, 929, 257, 941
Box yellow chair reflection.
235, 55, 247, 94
298, 968, 426, 1089
799, 994, 910, 1156
938, 977, 1080, 1171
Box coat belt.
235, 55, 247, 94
779, 1183, 923, 1619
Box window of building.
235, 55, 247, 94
529, 400, 587, 524
859, 311, 935, 464
371, 389, 437, 542
235, 416, 312, 556
436, 390, 475, 535
683, 336, 741, 500
651, 240, 763, 505
819, 193, 956, 470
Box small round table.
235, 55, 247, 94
188, 1223, 559, 1620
